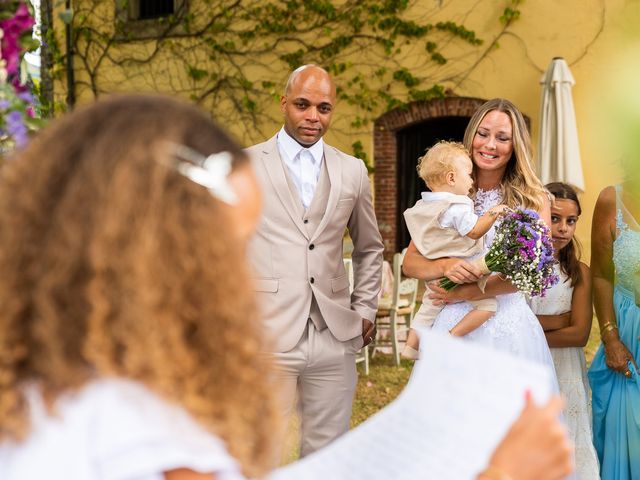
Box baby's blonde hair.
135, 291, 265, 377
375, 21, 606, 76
417, 140, 470, 189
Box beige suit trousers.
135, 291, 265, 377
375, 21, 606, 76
273, 320, 362, 459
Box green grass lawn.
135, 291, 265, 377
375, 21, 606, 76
352, 355, 413, 427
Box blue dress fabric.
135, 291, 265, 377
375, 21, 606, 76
588, 185, 640, 480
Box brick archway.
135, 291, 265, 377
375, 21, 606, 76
373, 97, 487, 258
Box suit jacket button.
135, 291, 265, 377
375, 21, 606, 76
303, 219, 309, 224
310, 277, 315, 284
309, 244, 315, 250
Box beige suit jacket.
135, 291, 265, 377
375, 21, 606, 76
246, 134, 384, 352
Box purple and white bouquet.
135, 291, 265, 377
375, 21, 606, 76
440, 208, 559, 297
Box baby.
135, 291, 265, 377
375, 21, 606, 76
401, 141, 508, 360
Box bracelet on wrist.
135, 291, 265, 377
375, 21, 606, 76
478, 465, 513, 480
601, 322, 619, 337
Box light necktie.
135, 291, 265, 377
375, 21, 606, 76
299, 149, 317, 209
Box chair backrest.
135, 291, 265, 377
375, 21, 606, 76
391, 249, 419, 312
343, 258, 354, 294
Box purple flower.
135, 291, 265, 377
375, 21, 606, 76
450, 207, 559, 296
0, 3, 40, 151
17, 90, 34, 103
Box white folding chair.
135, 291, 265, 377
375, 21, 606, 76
373, 249, 419, 365
346, 258, 370, 376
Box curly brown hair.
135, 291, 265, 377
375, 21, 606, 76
0, 94, 278, 477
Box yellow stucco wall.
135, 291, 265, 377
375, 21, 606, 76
442, 0, 639, 261
56, 0, 640, 260
338, 0, 638, 261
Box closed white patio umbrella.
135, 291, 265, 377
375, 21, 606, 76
537, 57, 585, 192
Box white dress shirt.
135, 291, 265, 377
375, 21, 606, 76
277, 127, 324, 209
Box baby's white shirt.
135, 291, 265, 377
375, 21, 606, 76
421, 191, 478, 237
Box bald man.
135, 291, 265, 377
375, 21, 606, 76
246, 65, 384, 457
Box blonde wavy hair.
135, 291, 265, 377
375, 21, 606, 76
463, 98, 547, 211
417, 140, 470, 189
0, 95, 278, 477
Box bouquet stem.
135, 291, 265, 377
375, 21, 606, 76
439, 257, 491, 292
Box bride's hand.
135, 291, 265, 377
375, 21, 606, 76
428, 282, 475, 305
442, 258, 483, 284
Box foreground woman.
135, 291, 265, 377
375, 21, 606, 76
0, 94, 278, 479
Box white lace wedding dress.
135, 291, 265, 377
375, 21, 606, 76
431, 189, 560, 387
529, 264, 600, 479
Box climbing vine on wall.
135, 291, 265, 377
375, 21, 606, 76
45, 0, 525, 160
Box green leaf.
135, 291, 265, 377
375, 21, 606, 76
430, 52, 447, 65
392, 68, 420, 87
187, 66, 208, 81
352, 140, 373, 172
408, 84, 445, 101
242, 96, 257, 112
19, 36, 41, 53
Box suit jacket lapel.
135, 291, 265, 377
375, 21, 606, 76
311, 145, 341, 242
260, 136, 309, 238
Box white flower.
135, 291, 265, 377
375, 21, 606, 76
0, 28, 7, 84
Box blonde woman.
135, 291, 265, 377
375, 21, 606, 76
402, 99, 558, 373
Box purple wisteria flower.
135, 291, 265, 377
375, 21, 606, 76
1, 1, 42, 154
6, 109, 28, 147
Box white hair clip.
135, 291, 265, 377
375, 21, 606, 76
167, 143, 238, 205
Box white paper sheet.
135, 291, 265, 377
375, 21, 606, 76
270, 329, 553, 480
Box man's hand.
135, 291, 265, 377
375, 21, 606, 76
362, 318, 376, 346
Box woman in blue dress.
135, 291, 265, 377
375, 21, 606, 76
588, 182, 640, 479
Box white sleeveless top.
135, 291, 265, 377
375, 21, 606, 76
529, 264, 573, 315
0, 379, 245, 480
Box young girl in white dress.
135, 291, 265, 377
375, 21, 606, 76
529, 182, 600, 479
